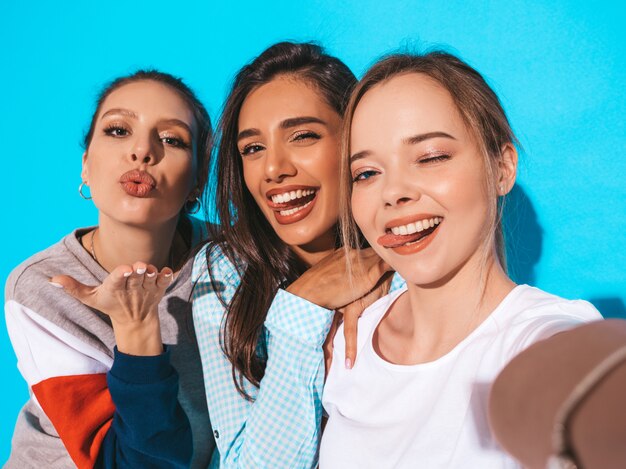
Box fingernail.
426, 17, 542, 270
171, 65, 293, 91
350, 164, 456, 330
146, 272, 156, 278
345, 358, 353, 369
164, 272, 173, 278
136, 268, 146, 275
123, 271, 132, 278
49, 282, 64, 289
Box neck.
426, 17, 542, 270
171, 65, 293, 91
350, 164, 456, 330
378, 248, 515, 364
290, 229, 337, 267
86, 214, 182, 273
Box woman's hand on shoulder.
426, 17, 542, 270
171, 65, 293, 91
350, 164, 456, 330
286, 247, 391, 310
323, 273, 393, 376
49, 261, 173, 356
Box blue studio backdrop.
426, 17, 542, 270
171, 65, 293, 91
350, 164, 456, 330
1, 0, 624, 460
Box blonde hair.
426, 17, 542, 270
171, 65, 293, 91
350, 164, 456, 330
340, 51, 519, 281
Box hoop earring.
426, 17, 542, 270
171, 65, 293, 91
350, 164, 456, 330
79, 182, 92, 200
185, 196, 201, 214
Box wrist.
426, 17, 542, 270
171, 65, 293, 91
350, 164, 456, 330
110, 346, 173, 383
112, 315, 163, 356
286, 282, 325, 308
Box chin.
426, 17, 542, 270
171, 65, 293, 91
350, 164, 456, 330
267, 208, 334, 242
108, 209, 181, 229
274, 225, 322, 246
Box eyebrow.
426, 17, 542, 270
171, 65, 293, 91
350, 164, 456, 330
101, 108, 138, 119
403, 131, 455, 145
350, 131, 456, 164
100, 109, 192, 133
160, 118, 192, 134
237, 128, 260, 142
281, 116, 326, 129
237, 116, 327, 142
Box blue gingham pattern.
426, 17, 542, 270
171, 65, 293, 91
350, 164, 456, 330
390, 271, 406, 293
192, 244, 334, 469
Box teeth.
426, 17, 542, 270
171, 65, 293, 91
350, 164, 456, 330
390, 217, 441, 236
279, 200, 313, 216
271, 189, 315, 204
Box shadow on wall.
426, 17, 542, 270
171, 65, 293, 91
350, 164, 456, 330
503, 185, 626, 320
503, 184, 543, 286
589, 297, 626, 320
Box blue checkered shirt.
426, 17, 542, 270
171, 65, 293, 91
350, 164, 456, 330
192, 244, 334, 468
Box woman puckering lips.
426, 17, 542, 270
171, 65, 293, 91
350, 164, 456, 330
119, 169, 157, 198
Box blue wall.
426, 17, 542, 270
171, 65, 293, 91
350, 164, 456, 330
1, 0, 624, 460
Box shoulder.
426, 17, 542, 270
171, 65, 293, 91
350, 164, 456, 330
499, 285, 602, 326
192, 241, 240, 283
492, 285, 602, 358
191, 241, 244, 310
5, 233, 74, 305
5, 229, 114, 356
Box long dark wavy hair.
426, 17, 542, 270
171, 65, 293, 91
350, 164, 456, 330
206, 42, 356, 399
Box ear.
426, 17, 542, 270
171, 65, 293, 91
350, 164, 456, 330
497, 143, 517, 196
186, 184, 200, 203
81, 152, 89, 183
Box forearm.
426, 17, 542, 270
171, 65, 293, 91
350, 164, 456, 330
238, 339, 326, 468
193, 247, 332, 468
97, 347, 192, 469
228, 289, 333, 468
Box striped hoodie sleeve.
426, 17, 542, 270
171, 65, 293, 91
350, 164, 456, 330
6, 298, 192, 468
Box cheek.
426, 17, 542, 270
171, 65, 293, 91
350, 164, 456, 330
84, 157, 110, 189
431, 161, 488, 212
242, 160, 261, 198
441, 168, 493, 254
311, 146, 342, 199
351, 190, 373, 235
452, 172, 489, 214
164, 158, 196, 196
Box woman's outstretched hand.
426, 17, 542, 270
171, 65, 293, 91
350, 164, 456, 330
49, 261, 173, 356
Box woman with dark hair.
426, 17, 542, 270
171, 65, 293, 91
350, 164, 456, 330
5, 71, 214, 468
192, 42, 395, 467
320, 51, 602, 467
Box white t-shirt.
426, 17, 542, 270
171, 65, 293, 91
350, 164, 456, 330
320, 285, 602, 469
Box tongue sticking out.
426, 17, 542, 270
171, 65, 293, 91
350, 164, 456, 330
378, 224, 439, 248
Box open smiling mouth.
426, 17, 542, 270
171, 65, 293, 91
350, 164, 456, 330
266, 187, 319, 224
377, 216, 443, 254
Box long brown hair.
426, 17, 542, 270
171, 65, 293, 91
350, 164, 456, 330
206, 42, 356, 399
340, 52, 519, 274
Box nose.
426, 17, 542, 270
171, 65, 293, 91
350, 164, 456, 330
129, 132, 157, 165
264, 144, 297, 183
381, 166, 421, 207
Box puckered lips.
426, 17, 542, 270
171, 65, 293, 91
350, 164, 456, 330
119, 170, 156, 198
265, 185, 319, 225
377, 214, 443, 255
